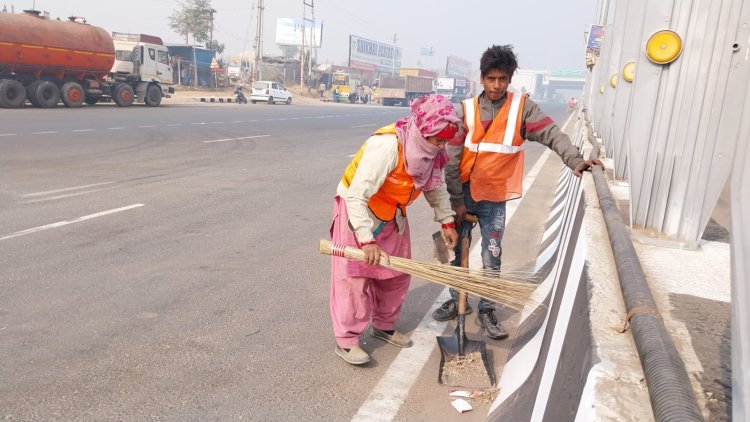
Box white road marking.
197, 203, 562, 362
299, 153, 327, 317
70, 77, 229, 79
351, 124, 377, 128
0, 204, 144, 241
166, 123, 183, 127
190, 122, 206, 125
32, 131, 56, 135
72, 129, 96, 132
108, 127, 126, 130
209, 121, 224, 124
352, 291, 451, 422
137, 125, 156, 128
23, 188, 112, 204
0, 133, 17, 137
230, 120, 243, 123
203, 135, 271, 143
22, 181, 114, 197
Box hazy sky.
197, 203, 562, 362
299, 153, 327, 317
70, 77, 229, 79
10, 0, 599, 74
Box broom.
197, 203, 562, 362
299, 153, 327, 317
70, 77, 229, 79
318, 239, 538, 311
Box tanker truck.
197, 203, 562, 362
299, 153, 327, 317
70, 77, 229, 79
0, 11, 174, 108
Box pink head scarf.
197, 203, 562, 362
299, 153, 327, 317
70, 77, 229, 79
394, 94, 461, 191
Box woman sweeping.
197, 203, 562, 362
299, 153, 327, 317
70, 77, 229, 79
329, 94, 460, 365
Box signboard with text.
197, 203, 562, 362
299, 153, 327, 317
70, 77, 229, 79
585, 24, 605, 66
275, 18, 323, 48
445, 55, 471, 79
348, 35, 402, 73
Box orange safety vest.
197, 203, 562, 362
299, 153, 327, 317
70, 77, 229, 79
340, 125, 422, 221
459, 92, 526, 202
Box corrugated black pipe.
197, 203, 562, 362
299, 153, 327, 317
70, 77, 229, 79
585, 118, 704, 422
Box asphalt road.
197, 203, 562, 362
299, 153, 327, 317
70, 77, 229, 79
0, 100, 569, 421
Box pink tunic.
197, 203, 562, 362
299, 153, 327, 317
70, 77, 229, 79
329, 196, 411, 348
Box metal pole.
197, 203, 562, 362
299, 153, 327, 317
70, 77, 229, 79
192, 45, 198, 88
392, 33, 398, 76
300, 1, 305, 89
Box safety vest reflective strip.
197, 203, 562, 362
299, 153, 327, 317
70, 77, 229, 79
463, 93, 524, 154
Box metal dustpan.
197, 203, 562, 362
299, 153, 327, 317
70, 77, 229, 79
433, 222, 494, 388
436, 292, 495, 388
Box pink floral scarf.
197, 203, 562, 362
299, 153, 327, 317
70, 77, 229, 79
394, 94, 461, 191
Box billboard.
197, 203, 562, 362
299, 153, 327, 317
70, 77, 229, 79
585, 24, 605, 66
445, 55, 471, 79
348, 35, 402, 73
275, 18, 323, 48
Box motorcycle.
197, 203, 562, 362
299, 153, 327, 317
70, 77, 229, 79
234, 86, 247, 104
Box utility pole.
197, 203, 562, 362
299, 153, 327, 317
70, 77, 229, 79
302, 0, 316, 89
392, 33, 398, 76
300, 1, 305, 89
208, 8, 216, 47
253, 0, 264, 84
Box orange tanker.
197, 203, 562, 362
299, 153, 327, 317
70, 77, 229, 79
0, 11, 173, 108
0, 12, 115, 79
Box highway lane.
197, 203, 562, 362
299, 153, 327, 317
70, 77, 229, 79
0, 100, 570, 420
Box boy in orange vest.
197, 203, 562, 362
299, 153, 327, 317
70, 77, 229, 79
434, 45, 602, 339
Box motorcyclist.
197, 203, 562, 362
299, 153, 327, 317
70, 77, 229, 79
235, 85, 247, 104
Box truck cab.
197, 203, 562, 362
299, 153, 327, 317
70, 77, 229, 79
111, 37, 173, 85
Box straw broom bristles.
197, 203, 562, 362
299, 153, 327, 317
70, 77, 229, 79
319, 239, 538, 311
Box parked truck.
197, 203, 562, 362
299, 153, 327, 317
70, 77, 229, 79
379, 75, 434, 106
436, 77, 470, 103
0, 11, 174, 109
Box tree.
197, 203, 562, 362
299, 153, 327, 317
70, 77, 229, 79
168, 0, 217, 46
205, 40, 225, 55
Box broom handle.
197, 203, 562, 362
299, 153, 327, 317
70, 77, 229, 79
458, 227, 472, 316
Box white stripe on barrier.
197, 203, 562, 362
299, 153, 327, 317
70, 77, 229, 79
530, 228, 587, 421
491, 182, 585, 414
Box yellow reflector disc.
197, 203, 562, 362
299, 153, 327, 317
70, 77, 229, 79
646, 30, 682, 64
599, 84, 605, 94
609, 73, 618, 88
623, 61, 635, 82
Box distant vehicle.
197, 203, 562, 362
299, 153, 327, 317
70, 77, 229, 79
379, 74, 433, 106
234, 85, 247, 104
227, 56, 251, 84
0, 11, 174, 108
330, 71, 361, 103
250, 81, 292, 105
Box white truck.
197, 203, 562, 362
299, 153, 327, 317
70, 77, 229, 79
110, 32, 175, 106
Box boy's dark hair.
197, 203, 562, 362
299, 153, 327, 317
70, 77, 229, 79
480, 45, 518, 77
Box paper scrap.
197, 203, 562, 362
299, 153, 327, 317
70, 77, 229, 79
449, 390, 472, 398
451, 398, 473, 413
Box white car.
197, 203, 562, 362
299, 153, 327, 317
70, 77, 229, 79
250, 81, 293, 105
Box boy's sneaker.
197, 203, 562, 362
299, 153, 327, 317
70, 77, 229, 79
476, 310, 509, 339
431, 299, 473, 321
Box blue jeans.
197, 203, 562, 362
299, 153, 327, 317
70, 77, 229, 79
449, 183, 506, 313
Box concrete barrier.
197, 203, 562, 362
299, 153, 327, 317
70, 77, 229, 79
488, 117, 593, 421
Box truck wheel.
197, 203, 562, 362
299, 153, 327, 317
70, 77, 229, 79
27, 80, 60, 108
144, 84, 162, 107
61, 82, 84, 108
113, 84, 134, 107
0, 79, 27, 108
